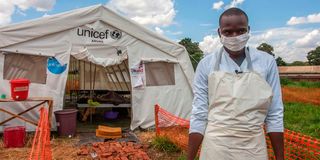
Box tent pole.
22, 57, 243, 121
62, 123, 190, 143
72, 57, 75, 102
117, 64, 129, 91
105, 67, 118, 91
123, 60, 131, 91
108, 67, 121, 90
83, 61, 86, 90
70, 57, 73, 103
123, 60, 131, 80
111, 66, 124, 91
77, 59, 80, 102
93, 64, 97, 91
89, 62, 92, 98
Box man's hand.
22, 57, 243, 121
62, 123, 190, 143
187, 133, 203, 160
268, 132, 284, 160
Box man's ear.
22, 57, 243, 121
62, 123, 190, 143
217, 28, 221, 37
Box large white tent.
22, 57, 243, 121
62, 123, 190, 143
0, 5, 194, 131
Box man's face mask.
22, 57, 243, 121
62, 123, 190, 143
219, 31, 250, 52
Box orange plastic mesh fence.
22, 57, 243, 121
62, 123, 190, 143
29, 107, 52, 160
154, 104, 320, 160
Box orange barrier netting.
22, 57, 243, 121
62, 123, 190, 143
29, 107, 52, 160
155, 104, 320, 160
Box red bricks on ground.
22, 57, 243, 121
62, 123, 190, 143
78, 141, 150, 160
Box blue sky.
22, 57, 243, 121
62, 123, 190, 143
1, 0, 320, 62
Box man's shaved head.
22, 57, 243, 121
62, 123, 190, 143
219, 8, 249, 26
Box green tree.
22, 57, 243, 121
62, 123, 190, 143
257, 43, 275, 57
275, 57, 287, 66
179, 38, 203, 69
307, 46, 320, 65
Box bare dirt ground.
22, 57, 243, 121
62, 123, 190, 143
0, 130, 184, 160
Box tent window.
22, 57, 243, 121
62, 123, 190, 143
3, 53, 47, 84
145, 62, 175, 86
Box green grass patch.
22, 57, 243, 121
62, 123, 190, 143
151, 136, 181, 153
284, 102, 320, 138
177, 154, 199, 160
280, 78, 320, 88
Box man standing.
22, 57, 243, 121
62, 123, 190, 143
188, 8, 284, 160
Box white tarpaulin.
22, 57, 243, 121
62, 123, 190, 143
0, 5, 194, 131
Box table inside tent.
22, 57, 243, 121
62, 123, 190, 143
72, 90, 131, 123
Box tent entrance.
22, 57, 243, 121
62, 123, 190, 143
64, 56, 132, 130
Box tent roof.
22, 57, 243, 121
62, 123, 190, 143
0, 4, 186, 58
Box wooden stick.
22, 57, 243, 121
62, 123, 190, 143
83, 61, 86, 90
117, 64, 130, 91
111, 65, 124, 90
0, 101, 46, 125
47, 100, 53, 128
93, 64, 97, 90
0, 108, 38, 126
105, 67, 119, 90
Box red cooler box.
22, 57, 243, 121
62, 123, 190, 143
3, 126, 26, 148
10, 79, 30, 101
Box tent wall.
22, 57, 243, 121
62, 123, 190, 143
0, 51, 70, 131
128, 41, 193, 130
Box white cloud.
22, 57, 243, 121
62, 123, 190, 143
167, 30, 183, 35
249, 27, 319, 62
199, 35, 222, 54
199, 27, 320, 62
0, 0, 56, 25
0, 1, 15, 25
42, 13, 50, 17
294, 29, 320, 47
16, 9, 27, 16
287, 13, 320, 25
154, 27, 164, 35
225, 0, 245, 9
212, 1, 224, 10
14, 0, 56, 12
107, 0, 176, 27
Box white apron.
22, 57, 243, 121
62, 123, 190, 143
200, 47, 273, 160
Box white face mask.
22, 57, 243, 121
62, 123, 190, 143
220, 32, 250, 52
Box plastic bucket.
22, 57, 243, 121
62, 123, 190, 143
104, 111, 119, 120
10, 79, 30, 101
3, 126, 26, 148
54, 109, 78, 137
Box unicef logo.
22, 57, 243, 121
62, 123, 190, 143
111, 30, 122, 40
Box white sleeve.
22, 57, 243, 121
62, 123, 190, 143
189, 59, 209, 135
265, 59, 284, 133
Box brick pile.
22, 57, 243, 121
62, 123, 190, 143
78, 141, 150, 160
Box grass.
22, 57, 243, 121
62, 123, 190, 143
151, 136, 181, 153
284, 102, 320, 138
177, 155, 199, 160
280, 78, 320, 88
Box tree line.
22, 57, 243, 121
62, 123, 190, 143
178, 38, 320, 70
256, 43, 320, 66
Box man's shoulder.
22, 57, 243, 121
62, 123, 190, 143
195, 51, 218, 74
200, 48, 221, 64
249, 47, 275, 64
